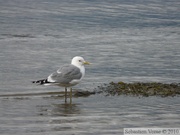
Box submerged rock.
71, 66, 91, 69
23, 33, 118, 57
96, 82, 180, 97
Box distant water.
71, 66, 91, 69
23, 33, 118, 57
0, 0, 180, 135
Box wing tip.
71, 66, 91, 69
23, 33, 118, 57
32, 79, 48, 85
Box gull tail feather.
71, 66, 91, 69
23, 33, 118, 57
32, 79, 50, 85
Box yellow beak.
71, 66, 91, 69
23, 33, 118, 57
83, 61, 91, 65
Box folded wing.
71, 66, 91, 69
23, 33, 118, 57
48, 64, 82, 84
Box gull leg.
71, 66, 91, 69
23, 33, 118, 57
65, 87, 67, 103
70, 88, 72, 104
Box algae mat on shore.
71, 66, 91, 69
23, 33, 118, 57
96, 82, 180, 97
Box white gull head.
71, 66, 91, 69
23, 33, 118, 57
71, 56, 90, 68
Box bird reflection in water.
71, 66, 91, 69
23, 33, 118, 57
37, 96, 81, 117
51, 103, 81, 116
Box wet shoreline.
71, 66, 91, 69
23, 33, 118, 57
96, 82, 180, 97
1, 82, 180, 99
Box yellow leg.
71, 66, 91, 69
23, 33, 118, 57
65, 87, 67, 103
70, 88, 72, 104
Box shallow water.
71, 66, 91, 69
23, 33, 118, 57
0, 0, 180, 134
0, 95, 180, 135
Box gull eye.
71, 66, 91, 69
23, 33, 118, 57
79, 60, 82, 62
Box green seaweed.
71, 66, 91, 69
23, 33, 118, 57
96, 82, 180, 97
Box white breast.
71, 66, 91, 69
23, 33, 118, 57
69, 65, 85, 86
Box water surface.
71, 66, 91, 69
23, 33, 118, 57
0, 0, 180, 134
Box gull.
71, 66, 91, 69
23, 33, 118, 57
32, 56, 90, 102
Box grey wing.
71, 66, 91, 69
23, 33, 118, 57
47, 64, 82, 84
